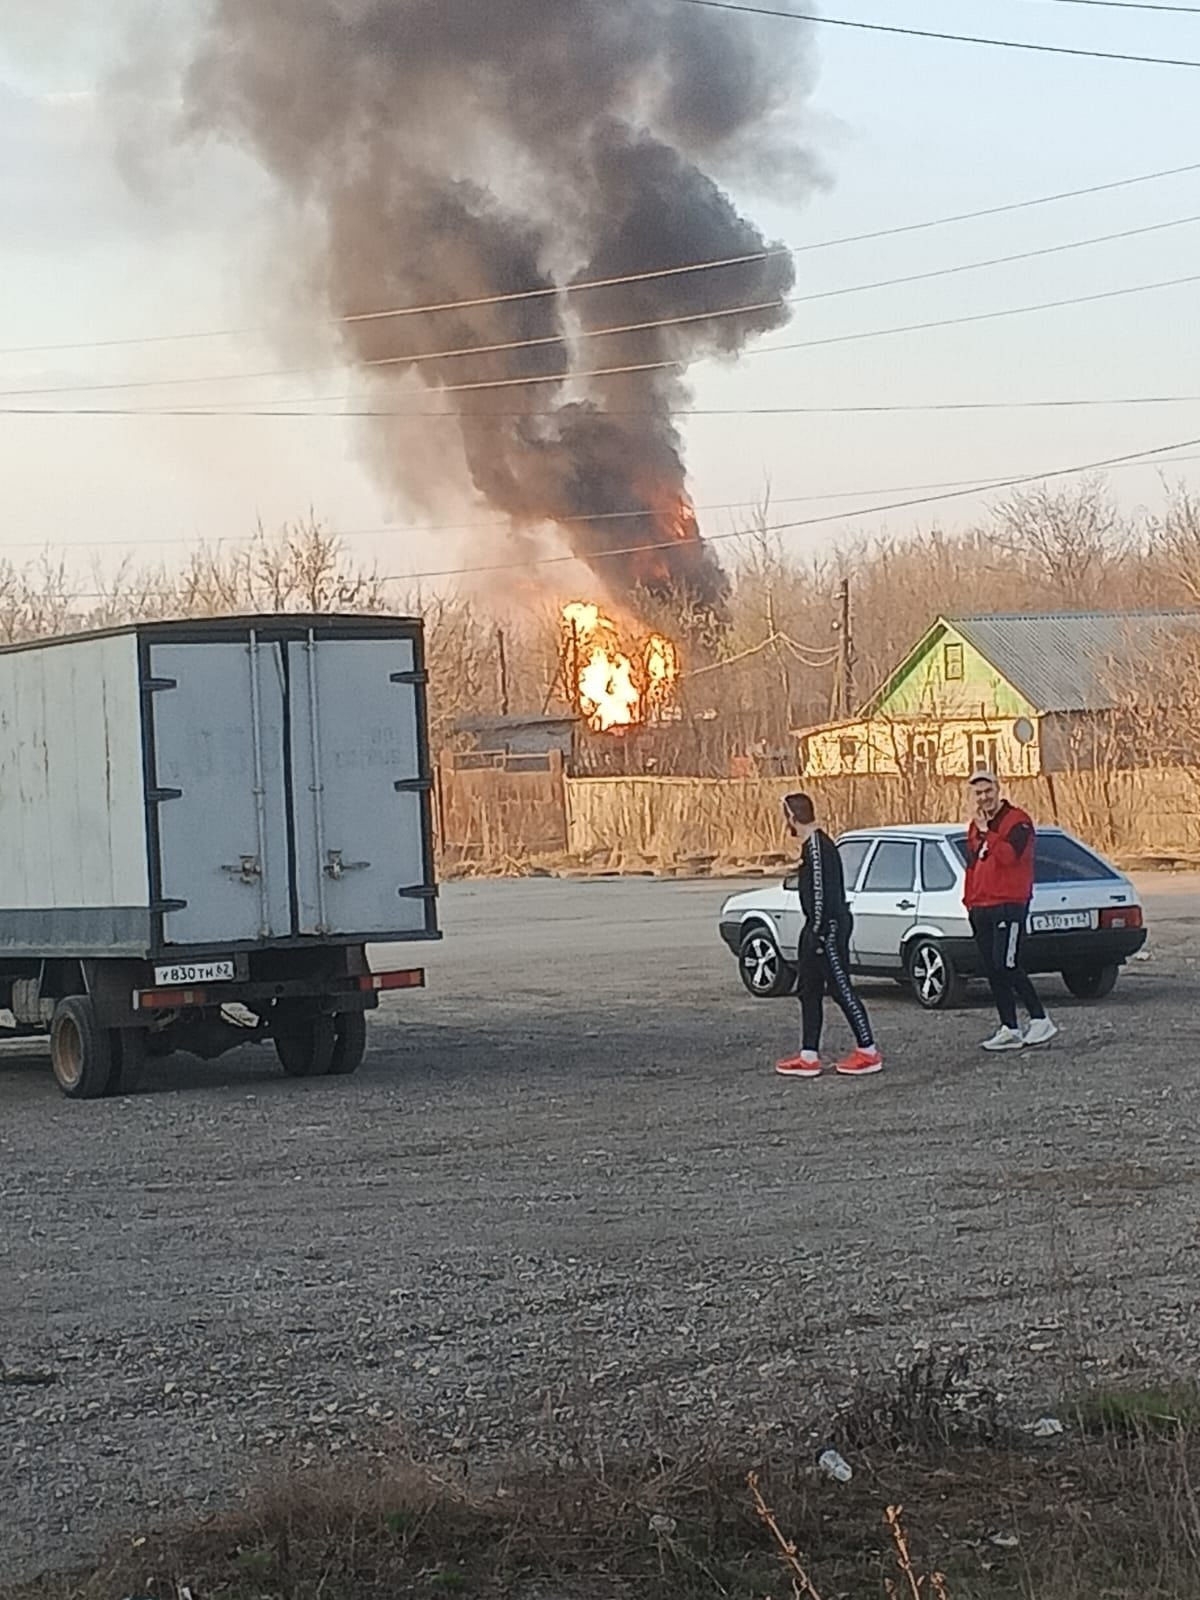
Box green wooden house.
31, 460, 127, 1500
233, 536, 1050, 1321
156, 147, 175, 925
800, 611, 1200, 779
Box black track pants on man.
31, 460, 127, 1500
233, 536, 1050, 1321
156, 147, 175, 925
798, 919, 875, 1054
969, 903, 1046, 1032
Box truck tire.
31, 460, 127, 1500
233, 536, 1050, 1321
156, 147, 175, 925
274, 1011, 337, 1078
327, 1011, 368, 1077
50, 996, 114, 1101
107, 1029, 147, 1097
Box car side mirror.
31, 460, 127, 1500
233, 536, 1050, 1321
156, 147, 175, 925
783, 872, 799, 892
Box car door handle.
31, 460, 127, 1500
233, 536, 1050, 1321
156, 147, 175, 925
896, 899, 916, 911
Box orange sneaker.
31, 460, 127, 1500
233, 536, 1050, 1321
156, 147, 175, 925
836, 1047, 883, 1077
776, 1052, 822, 1079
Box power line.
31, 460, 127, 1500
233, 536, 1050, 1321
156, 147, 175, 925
1033, 1, 1200, 13
12, 441, 1200, 579
671, 0, 1200, 66
375, 433, 1200, 584
3, 269, 1197, 403
7, 393, 1200, 421
17, 208, 1195, 401
386, 273, 1200, 397
2, 159, 1199, 360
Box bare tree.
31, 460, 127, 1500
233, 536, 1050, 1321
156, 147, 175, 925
991, 476, 1125, 600
1147, 482, 1200, 605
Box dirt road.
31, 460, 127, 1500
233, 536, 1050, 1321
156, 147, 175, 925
2, 874, 1198, 1577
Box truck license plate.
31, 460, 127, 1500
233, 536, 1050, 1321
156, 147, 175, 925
1031, 911, 1092, 933
154, 960, 236, 986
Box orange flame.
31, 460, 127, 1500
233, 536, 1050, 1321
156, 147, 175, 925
562, 602, 681, 733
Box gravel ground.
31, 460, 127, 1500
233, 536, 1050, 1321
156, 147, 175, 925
2, 873, 1199, 1579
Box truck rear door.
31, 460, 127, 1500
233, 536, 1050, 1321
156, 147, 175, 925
287, 631, 434, 938
146, 638, 293, 948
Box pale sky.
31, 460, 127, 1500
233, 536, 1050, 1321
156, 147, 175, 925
1, 0, 1198, 600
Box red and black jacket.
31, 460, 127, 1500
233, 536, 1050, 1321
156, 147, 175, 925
964, 802, 1036, 909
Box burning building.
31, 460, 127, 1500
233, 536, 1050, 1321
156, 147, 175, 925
561, 602, 680, 734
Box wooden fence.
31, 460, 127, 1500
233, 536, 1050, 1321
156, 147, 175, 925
563, 770, 1200, 867
435, 763, 1200, 869
437, 751, 568, 862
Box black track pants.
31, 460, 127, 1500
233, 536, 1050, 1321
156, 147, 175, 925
969, 903, 1046, 1031
798, 919, 875, 1053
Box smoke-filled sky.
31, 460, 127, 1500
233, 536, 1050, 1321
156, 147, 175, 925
1, 0, 1198, 596
173, 0, 814, 614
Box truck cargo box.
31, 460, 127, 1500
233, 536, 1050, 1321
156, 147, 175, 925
0, 614, 439, 961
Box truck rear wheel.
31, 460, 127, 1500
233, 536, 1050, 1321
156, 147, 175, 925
274, 1009, 337, 1078
327, 1011, 368, 1077
107, 1030, 147, 1097
50, 997, 114, 1101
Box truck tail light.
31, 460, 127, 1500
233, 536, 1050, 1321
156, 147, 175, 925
1100, 906, 1143, 930
359, 969, 425, 992
135, 987, 209, 1011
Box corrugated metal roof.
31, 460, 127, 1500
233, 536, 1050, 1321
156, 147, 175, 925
948, 610, 1200, 712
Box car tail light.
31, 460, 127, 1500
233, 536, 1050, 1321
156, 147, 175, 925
1100, 906, 1143, 930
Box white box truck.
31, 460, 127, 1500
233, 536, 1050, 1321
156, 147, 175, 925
0, 613, 439, 1099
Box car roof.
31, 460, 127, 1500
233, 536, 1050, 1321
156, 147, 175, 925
837, 822, 1069, 842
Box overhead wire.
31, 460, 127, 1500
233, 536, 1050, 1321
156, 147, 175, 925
6, 393, 1200, 421
4, 270, 1198, 403
1023, 0, 1200, 13
669, 0, 1200, 67
2, 160, 1199, 359
12, 208, 1197, 401
31, 433, 1200, 596
372, 433, 1200, 583
5, 446, 1200, 556
690, 634, 840, 673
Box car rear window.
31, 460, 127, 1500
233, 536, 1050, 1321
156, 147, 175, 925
1033, 832, 1119, 884
837, 837, 872, 890
948, 830, 1118, 884
921, 841, 957, 892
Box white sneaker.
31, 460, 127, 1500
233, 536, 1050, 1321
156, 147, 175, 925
981, 1025, 1025, 1052
1023, 1016, 1058, 1048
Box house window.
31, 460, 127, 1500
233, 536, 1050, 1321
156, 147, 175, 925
912, 736, 937, 773
971, 735, 999, 775
839, 736, 860, 767
943, 642, 965, 681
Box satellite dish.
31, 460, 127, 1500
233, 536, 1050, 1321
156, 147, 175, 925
1013, 717, 1035, 746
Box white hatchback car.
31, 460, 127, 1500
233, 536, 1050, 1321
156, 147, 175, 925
719, 823, 1146, 1010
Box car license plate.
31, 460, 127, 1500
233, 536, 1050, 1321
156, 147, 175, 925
1031, 911, 1093, 933
153, 961, 236, 987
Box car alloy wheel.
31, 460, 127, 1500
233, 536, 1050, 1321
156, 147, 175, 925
738, 928, 797, 998
744, 932, 779, 992
906, 938, 963, 1011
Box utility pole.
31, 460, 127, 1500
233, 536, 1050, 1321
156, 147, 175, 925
836, 576, 856, 719
496, 627, 510, 718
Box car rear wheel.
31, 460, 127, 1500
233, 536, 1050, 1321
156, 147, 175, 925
1062, 963, 1119, 1000
906, 938, 965, 1011
738, 927, 797, 999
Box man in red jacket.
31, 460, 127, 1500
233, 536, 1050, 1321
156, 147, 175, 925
964, 771, 1057, 1052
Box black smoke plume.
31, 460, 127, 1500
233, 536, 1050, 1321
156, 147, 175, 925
182, 0, 815, 615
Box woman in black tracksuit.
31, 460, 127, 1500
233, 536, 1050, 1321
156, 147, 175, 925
776, 793, 882, 1079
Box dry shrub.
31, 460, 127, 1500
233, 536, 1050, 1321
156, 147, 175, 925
11, 1397, 1200, 1600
